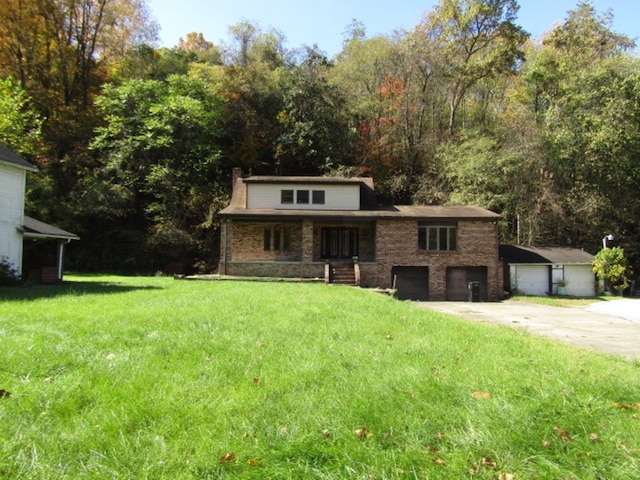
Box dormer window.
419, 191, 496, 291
296, 190, 309, 204
312, 190, 325, 204
281, 190, 294, 204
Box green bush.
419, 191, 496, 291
592, 246, 630, 292
0, 258, 20, 286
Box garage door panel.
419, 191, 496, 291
515, 265, 549, 296
392, 266, 429, 301
446, 267, 488, 301
564, 265, 596, 297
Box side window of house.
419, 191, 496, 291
296, 190, 309, 204
312, 190, 325, 204
281, 190, 294, 204
418, 222, 457, 251
263, 227, 271, 251
264, 227, 292, 251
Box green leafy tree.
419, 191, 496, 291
85, 74, 225, 271
527, 3, 640, 252
275, 47, 355, 175
592, 246, 630, 292
419, 0, 529, 135
0, 77, 41, 155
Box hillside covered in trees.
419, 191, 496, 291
1, 0, 638, 276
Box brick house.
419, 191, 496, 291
218, 169, 502, 301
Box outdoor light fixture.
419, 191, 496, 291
602, 234, 614, 249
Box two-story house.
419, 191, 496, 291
218, 169, 502, 301
0, 145, 78, 282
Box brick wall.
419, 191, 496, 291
227, 220, 303, 262
220, 217, 502, 300
361, 220, 502, 300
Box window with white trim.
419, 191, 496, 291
418, 222, 457, 251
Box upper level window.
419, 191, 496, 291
281, 190, 294, 204
418, 223, 457, 251
312, 190, 325, 204
296, 190, 309, 204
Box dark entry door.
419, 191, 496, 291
392, 266, 429, 301
321, 228, 359, 259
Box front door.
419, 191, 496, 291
321, 228, 359, 259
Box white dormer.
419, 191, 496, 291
244, 177, 363, 211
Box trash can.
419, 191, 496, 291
467, 281, 480, 302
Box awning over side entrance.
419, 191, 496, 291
20, 216, 79, 282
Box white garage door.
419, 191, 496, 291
564, 265, 596, 297
514, 265, 549, 296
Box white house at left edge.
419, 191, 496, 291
0, 145, 78, 282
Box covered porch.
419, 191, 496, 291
21, 216, 79, 283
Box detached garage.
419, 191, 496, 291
500, 245, 596, 297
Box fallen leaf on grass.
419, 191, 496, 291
253, 377, 261, 386
432, 457, 445, 465
435, 432, 445, 440
498, 473, 515, 480
321, 429, 331, 438
247, 459, 259, 466
219, 453, 236, 463
612, 402, 640, 410
481, 457, 498, 469
472, 391, 492, 399
542, 440, 551, 448
589, 433, 600, 441
554, 426, 571, 442
355, 428, 373, 438
425, 445, 440, 452
106, 353, 116, 360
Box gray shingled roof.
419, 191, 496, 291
22, 216, 79, 240
0, 145, 37, 171
220, 204, 500, 221
499, 245, 594, 265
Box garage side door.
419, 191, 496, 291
446, 267, 488, 301
392, 266, 429, 301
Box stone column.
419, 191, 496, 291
302, 219, 313, 262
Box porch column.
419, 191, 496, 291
56, 239, 68, 281
219, 219, 228, 274
302, 219, 313, 262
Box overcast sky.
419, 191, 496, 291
146, 0, 639, 57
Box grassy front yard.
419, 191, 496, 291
1, 275, 639, 479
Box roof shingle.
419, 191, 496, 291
0, 145, 37, 171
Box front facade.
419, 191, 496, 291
0, 145, 78, 282
218, 171, 502, 301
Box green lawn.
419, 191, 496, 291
1, 275, 639, 479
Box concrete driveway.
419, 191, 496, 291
415, 299, 640, 360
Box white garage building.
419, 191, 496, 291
500, 245, 596, 297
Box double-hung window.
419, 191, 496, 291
281, 190, 294, 204
418, 222, 457, 251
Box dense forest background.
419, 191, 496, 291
1, 0, 638, 275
